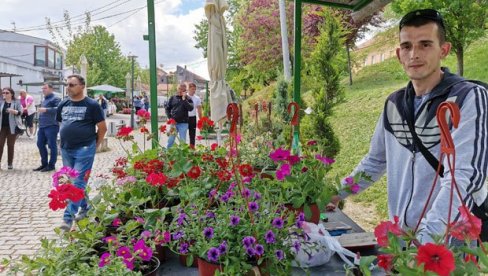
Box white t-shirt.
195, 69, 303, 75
188, 94, 202, 117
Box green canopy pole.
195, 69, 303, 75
205, 81, 209, 117
144, 0, 159, 148
292, 0, 302, 152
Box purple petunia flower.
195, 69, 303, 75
344, 176, 354, 185
218, 241, 228, 254
265, 230, 276, 244
173, 231, 184, 240
206, 211, 216, 219
209, 188, 217, 198
275, 250, 284, 261
220, 193, 230, 203
254, 191, 261, 200
242, 236, 256, 248
177, 213, 187, 226
292, 241, 301, 253
269, 148, 291, 162
255, 244, 264, 256
246, 247, 256, 257
241, 188, 251, 198
248, 201, 259, 212
230, 215, 240, 226
242, 176, 253, 184
203, 227, 214, 239
179, 242, 189, 254
272, 217, 284, 229
207, 247, 220, 263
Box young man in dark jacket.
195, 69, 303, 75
165, 83, 193, 148
330, 9, 488, 243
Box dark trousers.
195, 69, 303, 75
0, 127, 17, 165
37, 125, 59, 168
188, 116, 197, 146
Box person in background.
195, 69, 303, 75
143, 95, 150, 111
329, 9, 488, 243
56, 75, 107, 231
33, 83, 61, 172
19, 89, 36, 135
0, 87, 23, 170
133, 96, 143, 112
165, 83, 193, 148
187, 82, 203, 148
98, 94, 108, 118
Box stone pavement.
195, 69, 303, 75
0, 113, 185, 264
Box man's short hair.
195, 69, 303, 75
44, 82, 54, 89
399, 9, 446, 43
188, 82, 196, 88
67, 74, 86, 85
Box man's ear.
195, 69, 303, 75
395, 47, 401, 62
440, 42, 451, 59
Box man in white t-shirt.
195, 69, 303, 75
187, 82, 202, 148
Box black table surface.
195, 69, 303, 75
159, 209, 382, 275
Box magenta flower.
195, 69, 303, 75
134, 216, 144, 224
276, 163, 291, 181
123, 258, 134, 270
162, 231, 171, 243
116, 246, 132, 259
287, 155, 301, 165
351, 184, 360, 194
134, 239, 152, 261
112, 218, 122, 227
141, 230, 152, 239
98, 252, 111, 267
306, 140, 317, 146
102, 236, 117, 244
344, 176, 354, 185
315, 154, 335, 165
52, 166, 79, 187
269, 148, 290, 162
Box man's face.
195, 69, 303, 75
396, 23, 450, 83
188, 85, 196, 96
178, 84, 187, 95
67, 77, 84, 98
20, 91, 26, 98
42, 84, 53, 96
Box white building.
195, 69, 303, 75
0, 30, 64, 94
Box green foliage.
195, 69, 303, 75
193, 19, 209, 58
65, 25, 131, 88
301, 9, 346, 158
391, 0, 488, 75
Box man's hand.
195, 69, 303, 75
38, 107, 47, 113
326, 195, 341, 211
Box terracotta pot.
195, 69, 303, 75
285, 203, 320, 224
197, 258, 222, 276
179, 254, 198, 267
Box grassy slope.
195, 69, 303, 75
328, 33, 488, 221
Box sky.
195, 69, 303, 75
0, 0, 209, 78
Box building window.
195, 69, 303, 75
381, 53, 385, 62
34, 46, 63, 69
34, 46, 46, 66
371, 55, 375, 64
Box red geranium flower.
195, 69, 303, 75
146, 172, 167, 186
48, 189, 68, 211
217, 170, 232, 182
166, 178, 180, 188
48, 184, 85, 211
239, 164, 253, 177
197, 116, 214, 130
210, 143, 218, 151
134, 161, 146, 171
202, 153, 214, 162
112, 167, 127, 178
167, 118, 176, 125
187, 165, 201, 179
116, 126, 133, 138
159, 125, 167, 133
374, 216, 403, 247
136, 109, 150, 120
377, 254, 394, 272
216, 158, 228, 169
448, 205, 481, 240
140, 126, 149, 133
416, 243, 455, 276
196, 135, 203, 140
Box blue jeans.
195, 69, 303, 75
167, 123, 188, 148
61, 141, 96, 224
37, 125, 59, 168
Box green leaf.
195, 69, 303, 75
304, 204, 312, 220
292, 197, 305, 208
186, 254, 194, 267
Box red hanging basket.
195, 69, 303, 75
285, 203, 320, 224
197, 257, 223, 276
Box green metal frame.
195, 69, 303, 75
145, 0, 159, 148
292, 0, 374, 150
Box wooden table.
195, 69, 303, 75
159, 209, 381, 275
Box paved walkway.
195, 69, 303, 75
0, 114, 186, 263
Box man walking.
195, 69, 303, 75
34, 83, 61, 172
56, 75, 107, 230
187, 82, 202, 148
165, 83, 193, 148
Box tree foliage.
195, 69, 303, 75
302, 9, 346, 157
391, 0, 488, 76
65, 26, 131, 88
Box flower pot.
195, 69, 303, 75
140, 256, 160, 276
197, 257, 222, 276
285, 203, 320, 224
154, 244, 167, 263
179, 254, 198, 267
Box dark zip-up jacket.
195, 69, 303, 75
165, 95, 194, 123
39, 93, 61, 128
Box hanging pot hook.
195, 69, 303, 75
287, 102, 299, 126
436, 102, 460, 155
226, 103, 239, 137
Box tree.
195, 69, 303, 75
65, 26, 131, 88
391, 0, 488, 76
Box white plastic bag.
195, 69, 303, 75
292, 222, 357, 268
